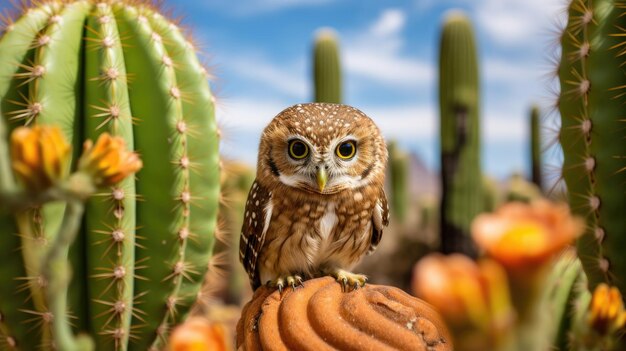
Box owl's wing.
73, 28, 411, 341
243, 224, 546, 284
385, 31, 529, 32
369, 190, 390, 253
239, 180, 272, 289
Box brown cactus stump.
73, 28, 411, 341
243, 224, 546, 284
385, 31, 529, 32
237, 277, 452, 351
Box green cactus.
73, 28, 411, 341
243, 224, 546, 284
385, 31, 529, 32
387, 141, 409, 222
219, 161, 255, 305
558, 0, 626, 295
545, 252, 586, 350
530, 105, 543, 190
482, 176, 500, 212
438, 10, 482, 256
313, 28, 342, 104
505, 173, 542, 204
0, 1, 220, 350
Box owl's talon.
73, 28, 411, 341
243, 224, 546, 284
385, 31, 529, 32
328, 269, 368, 292
269, 275, 303, 293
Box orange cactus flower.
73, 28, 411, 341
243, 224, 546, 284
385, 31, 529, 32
169, 317, 229, 351
412, 254, 514, 350
471, 200, 584, 269
10, 125, 71, 191
589, 283, 626, 335
78, 133, 142, 187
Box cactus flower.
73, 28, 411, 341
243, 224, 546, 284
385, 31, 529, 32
78, 133, 142, 187
471, 200, 583, 269
412, 254, 514, 351
169, 317, 229, 351
10, 125, 71, 191
589, 283, 626, 335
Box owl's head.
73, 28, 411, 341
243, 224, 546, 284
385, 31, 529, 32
257, 103, 387, 195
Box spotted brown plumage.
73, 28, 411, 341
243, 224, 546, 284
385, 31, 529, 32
239, 103, 388, 291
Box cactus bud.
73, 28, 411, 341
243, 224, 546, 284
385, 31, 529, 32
78, 133, 142, 187
10, 125, 70, 191
169, 317, 229, 351
589, 284, 626, 335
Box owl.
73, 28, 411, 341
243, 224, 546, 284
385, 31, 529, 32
239, 103, 389, 292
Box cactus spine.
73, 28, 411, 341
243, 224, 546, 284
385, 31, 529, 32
387, 141, 409, 222
313, 28, 342, 104
530, 105, 543, 190
0, 1, 220, 350
438, 11, 482, 256
558, 0, 626, 294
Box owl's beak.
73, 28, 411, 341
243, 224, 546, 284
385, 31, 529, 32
316, 167, 327, 192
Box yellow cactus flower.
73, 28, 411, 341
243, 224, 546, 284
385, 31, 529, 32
471, 200, 584, 270
589, 283, 626, 335
78, 133, 142, 187
169, 317, 229, 351
10, 125, 71, 191
412, 254, 514, 351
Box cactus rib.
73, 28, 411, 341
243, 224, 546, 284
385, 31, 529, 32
559, 0, 626, 294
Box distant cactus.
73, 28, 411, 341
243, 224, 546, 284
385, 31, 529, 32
482, 176, 500, 212
530, 105, 543, 190
558, 0, 626, 295
438, 10, 482, 256
387, 141, 409, 222
219, 161, 255, 305
313, 28, 342, 103
505, 173, 542, 204
0, 1, 220, 350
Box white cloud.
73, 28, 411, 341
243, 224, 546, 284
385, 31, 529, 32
364, 104, 435, 139
343, 8, 434, 87
225, 55, 308, 99
483, 110, 526, 142
474, 0, 566, 46
370, 9, 406, 37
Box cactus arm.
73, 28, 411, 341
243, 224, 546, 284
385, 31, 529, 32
530, 105, 542, 190
387, 141, 408, 222
438, 11, 482, 256
113, 5, 186, 350
43, 199, 94, 351
149, 11, 220, 324
83, 3, 135, 349
313, 29, 341, 104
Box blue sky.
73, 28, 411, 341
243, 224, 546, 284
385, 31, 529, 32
182, 0, 566, 180
2, 0, 567, 180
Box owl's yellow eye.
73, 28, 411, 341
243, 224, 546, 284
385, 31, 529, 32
288, 140, 309, 160
336, 141, 356, 159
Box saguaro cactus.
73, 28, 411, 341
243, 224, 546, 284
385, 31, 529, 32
387, 140, 409, 222
438, 10, 482, 256
0, 1, 220, 350
558, 0, 626, 295
313, 28, 342, 104
530, 105, 543, 190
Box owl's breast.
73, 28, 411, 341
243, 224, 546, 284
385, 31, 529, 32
259, 187, 378, 280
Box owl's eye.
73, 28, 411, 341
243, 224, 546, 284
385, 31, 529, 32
288, 140, 309, 160
336, 141, 357, 160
